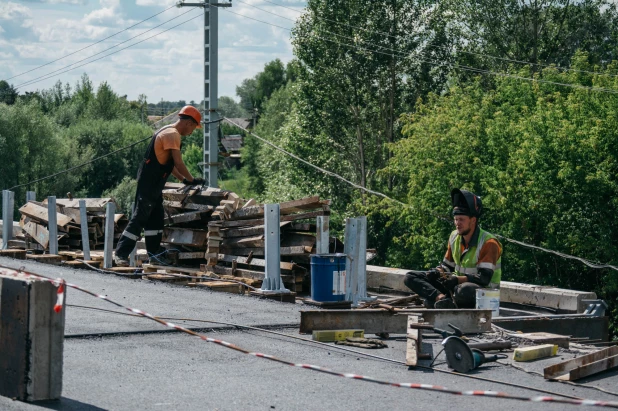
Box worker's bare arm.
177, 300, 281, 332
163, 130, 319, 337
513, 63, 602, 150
171, 167, 184, 181
170, 149, 194, 181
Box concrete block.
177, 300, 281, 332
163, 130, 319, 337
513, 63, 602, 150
0, 274, 66, 401
366, 265, 409, 292
500, 281, 596, 313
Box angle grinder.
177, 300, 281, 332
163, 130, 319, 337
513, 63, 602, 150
442, 336, 507, 373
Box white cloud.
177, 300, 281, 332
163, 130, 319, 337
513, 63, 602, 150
136, 0, 177, 6
83, 6, 117, 26
0, 3, 32, 20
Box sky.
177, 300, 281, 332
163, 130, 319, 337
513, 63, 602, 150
0, 0, 307, 104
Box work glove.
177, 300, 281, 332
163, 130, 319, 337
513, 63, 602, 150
426, 268, 441, 282
439, 274, 459, 291
183, 177, 205, 185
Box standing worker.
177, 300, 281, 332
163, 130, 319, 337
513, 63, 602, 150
114, 106, 205, 267
404, 189, 502, 308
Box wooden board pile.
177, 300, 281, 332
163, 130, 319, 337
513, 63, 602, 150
15, 198, 127, 252
160, 183, 331, 292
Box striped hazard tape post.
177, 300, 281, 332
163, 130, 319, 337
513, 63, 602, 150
1, 265, 617, 409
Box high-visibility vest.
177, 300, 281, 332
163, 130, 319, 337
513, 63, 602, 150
448, 228, 502, 289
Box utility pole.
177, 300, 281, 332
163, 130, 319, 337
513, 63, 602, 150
177, 0, 231, 188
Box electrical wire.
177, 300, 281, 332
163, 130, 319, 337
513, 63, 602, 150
215, 5, 618, 95
3, 118, 222, 191
223, 117, 618, 272
3, 4, 178, 83
66, 303, 601, 401
256, 0, 618, 80
14, 8, 200, 90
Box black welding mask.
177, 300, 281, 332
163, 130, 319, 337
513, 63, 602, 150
451, 188, 483, 218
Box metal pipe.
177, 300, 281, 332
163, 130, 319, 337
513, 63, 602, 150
2, 190, 14, 250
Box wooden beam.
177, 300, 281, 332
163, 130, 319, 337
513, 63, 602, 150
209, 265, 300, 284
406, 315, 422, 367
219, 245, 313, 257
51, 198, 113, 212
209, 210, 328, 228
21, 222, 49, 249
544, 346, 618, 381
162, 228, 208, 247
300, 309, 492, 334
19, 203, 72, 228
214, 254, 304, 272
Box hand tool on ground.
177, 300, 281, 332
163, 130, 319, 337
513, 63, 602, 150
467, 341, 513, 351
442, 336, 508, 373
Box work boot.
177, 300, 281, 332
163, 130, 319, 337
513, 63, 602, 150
434, 297, 456, 309
147, 253, 175, 266
113, 255, 130, 267
423, 298, 435, 309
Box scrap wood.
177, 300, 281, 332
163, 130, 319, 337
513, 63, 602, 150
544, 346, 618, 381
19, 202, 73, 228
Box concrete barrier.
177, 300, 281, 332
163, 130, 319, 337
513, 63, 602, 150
366, 265, 596, 313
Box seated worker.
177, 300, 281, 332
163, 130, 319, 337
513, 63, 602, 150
404, 188, 502, 308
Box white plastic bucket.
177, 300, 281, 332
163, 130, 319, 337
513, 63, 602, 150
476, 289, 500, 317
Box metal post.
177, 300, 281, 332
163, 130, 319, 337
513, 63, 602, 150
344, 216, 373, 306
47, 196, 58, 255
261, 204, 289, 292
206, 1, 219, 188
129, 202, 136, 266
316, 215, 329, 254
177, 1, 230, 188
344, 217, 358, 305
103, 202, 116, 269
26, 191, 36, 202
79, 200, 90, 262
2, 190, 14, 250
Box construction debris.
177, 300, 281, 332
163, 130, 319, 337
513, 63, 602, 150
513, 344, 558, 362
544, 346, 618, 381
15, 198, 126, 252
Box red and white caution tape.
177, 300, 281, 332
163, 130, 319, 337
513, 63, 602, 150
53, 279, 66, 313
1, 265, 617, 408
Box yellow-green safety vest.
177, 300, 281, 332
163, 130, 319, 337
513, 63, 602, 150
448, 228, 502, 289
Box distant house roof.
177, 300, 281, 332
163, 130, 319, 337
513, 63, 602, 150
221, 135, 243, 152
225, 118, 252, 130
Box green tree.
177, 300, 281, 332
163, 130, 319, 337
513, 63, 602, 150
218, 96, 249, 118
0, 81, 17, 105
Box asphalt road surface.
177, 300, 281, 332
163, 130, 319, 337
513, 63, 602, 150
0, 256, 616, 411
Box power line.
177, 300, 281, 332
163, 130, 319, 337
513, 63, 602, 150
5, 118, 223, 191
3, 4, 178, 83
14, 8, 198, 91
256, 0, 618, 80
223, 117, 618, 273
215, 5, 618, 95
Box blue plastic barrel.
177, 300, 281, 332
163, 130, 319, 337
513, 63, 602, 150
310, 254, 347, 302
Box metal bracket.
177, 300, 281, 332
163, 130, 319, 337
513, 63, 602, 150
581, 299, 608, 317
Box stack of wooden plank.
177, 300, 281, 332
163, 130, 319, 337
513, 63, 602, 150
160, 183, 330, 292
16, 198, 127, 252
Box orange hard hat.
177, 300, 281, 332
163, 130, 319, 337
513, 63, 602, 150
178, 105, 202, 129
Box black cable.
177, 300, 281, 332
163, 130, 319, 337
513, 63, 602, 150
65, 303, 588, 401
215, 5, 618, 95
3, 4, 178, 83
4, 118, 222, 191
15, 8, 198, 90
257, 0, 618, 80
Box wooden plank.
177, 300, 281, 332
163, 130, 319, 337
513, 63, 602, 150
229, 196, 322, 220
189, 281, 243, 294
214, 254, 303, 272
406, 315, 421, 367
164, 210, 213, 225
142, 264, 210, 276
210, 210, 328, 228
178, 251, 205, 259
162, 228, 208, 247
19, 203, 72, 228
50, 198, 113, 212
209, 265, 300, 283
219, 245, 313, 257
222, 235, 264, 248
25, 254, 64, 265
0, 249, 26, 259
163, 201, 216, 212
222, 222, 291, 238
281, 233, 316, 247
544, 346, 618, 380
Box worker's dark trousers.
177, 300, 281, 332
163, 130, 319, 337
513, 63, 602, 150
115, 195, 164, 258
403, 272, 481, 308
